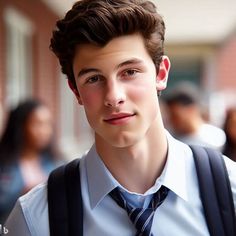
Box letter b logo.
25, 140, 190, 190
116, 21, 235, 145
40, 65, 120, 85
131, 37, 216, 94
0, 224, 8, 234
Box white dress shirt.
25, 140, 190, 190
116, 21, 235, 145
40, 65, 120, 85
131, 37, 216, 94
5, 132, 236, 236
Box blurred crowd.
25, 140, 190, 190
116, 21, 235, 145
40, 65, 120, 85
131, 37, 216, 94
0, 98, 63, 222
161, 82, 236, 161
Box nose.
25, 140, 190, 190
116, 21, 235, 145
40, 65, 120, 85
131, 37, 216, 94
104, 80, 126, 107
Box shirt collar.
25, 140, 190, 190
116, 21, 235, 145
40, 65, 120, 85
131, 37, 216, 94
86, 132, 189, 209
161, 131, 189, 202
85, 145, 118, 209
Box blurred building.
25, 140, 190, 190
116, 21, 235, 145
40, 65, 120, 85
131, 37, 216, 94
0, 0, 93, 159
157, 0, 236, 126
0, 0, 60, 108
0, 0, 236, 158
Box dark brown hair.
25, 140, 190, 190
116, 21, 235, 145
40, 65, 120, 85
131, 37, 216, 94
50, 0, 165, 89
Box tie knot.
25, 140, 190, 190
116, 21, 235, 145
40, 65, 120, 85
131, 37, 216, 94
109, 186, 169, 236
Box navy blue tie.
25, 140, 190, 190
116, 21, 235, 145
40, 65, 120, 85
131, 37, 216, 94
109, 185, 169, 236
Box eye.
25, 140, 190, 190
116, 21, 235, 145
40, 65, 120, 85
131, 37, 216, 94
86, 75, 102, 84
123, 69, 138, 77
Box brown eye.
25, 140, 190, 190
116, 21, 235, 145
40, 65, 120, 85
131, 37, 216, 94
86, 75, 101, 84
123, 69, 137, 77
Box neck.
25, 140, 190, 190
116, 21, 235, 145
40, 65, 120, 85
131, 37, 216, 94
96, 118, 168, 194
20, 146, 39, 160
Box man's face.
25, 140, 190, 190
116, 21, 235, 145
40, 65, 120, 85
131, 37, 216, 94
72, 34, 169, 147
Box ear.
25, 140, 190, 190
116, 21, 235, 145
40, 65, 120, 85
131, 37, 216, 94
68, 80, 83, 105
156, 56, 171, 91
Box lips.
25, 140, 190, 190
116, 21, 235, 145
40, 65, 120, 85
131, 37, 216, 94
103, 112, 136, 124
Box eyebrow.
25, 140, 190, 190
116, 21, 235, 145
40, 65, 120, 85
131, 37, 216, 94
77, 58, 143, 78
77, 68, 101, 78
116, 58, 143, 69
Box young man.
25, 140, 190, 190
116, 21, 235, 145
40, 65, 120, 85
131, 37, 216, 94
5, 0, 236, 235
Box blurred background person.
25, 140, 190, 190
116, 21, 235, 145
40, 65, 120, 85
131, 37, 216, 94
0, 99, 62, 222
222, 107, 236, 161
163, 82, 226, 151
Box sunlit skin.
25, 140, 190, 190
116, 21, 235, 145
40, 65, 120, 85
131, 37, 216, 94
72, 34, 171, 193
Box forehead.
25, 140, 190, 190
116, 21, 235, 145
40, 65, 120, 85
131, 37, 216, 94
72, 34, 153, 73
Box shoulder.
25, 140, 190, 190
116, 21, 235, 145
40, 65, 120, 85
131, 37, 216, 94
20, 182, 48, 211
199, 124, 226, 149
200, 123, 226, 141
9, 182, 49, 235
201, 123, 224, 134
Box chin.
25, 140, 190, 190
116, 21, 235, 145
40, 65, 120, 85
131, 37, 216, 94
104, 132, 143, 148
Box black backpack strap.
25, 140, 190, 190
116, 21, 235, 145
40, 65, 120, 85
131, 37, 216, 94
65, 159, 83, 235
48, 164, 68, 236
48, 159, 83, 236
190, 145, 236, 236
205, 147, 236, 236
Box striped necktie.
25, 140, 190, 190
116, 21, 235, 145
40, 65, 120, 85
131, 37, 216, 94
109, 185, 169, 236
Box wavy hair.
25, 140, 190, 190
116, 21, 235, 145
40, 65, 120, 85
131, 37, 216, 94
50, 0, 165, 89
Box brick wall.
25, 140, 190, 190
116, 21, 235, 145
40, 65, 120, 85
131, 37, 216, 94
216, 33, 236, 90
0, 0, 60, 131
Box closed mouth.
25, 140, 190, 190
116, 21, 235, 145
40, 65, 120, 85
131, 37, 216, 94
104, 113, 136, 122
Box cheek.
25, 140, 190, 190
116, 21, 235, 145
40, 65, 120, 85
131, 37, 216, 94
79, 90, 102, 127
81, 93, 101, 110
129, 83, 159, 123
129, 80, 157, 104
79, 89, 101, 108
